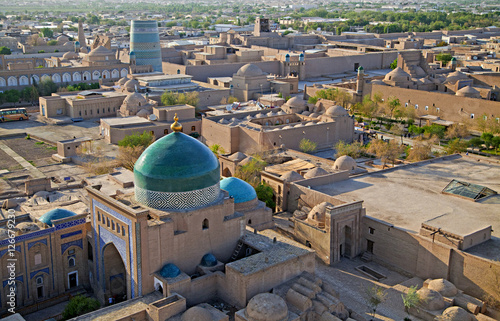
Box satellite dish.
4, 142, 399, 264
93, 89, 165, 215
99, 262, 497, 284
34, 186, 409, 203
149, 114, 157, 121
226, 104, 232, 112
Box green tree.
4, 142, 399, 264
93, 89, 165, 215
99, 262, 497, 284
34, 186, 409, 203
334, 140, 364, 158
491, 136, 500, 152
435, 53, 453, 66
118, 131, 154, 148
445, 138, 467, 154
468, 137, 483, 151
209, 144, 226, 157
481, 132, 494, 149
365, 285, 387, 320
21, 86, 39, 104
161, 91, 199, 107
386, 96, 400, 119
37, 78, 58, 96
62, 295, 100, 320
390, 58, 397, 69
4, 89, 20, 106
299, 138, 317, 154
0, 46, 11, 55
423, 124, 446, 139
255, 182, 275, 210
47, 40, 58, 46
402, 285, 420, 321
40, 27, 54, 38
235, 156, 267, 187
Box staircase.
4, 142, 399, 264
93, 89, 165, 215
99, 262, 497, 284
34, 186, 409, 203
400, 51, 432, 78
361, 251, 373, 262
230, 240, 244, 261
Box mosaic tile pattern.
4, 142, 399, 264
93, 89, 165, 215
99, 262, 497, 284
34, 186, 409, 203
92, 199, 137, 298
28, 239, 47, 250
61, 230, 82, 239
61, 239, 83, 255
2, 275, 23, 288
30, 267, 49, 280
135, 182, 220, 210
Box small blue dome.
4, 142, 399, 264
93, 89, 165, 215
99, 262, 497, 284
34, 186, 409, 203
129, 51, 136, 57
299, 53, 304, 57
159, 263, 181, 278
285, 54, 290, 58
220, 177, 257, 203
39, 208, 77, 226
200, 253, 217, 267
75, 41, 80, 45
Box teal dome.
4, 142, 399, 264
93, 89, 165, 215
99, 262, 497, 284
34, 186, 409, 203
220, 177, 257, 204
159, 263, 181, 278
134, 132, 221, 210
200, 253, 218, 267
39, 208, 77, 226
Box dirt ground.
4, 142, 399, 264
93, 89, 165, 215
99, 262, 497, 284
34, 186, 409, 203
0, 147, 20, 171
2, 137, 58, 167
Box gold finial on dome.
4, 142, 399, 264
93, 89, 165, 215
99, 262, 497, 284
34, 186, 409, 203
171, 113, 182, 132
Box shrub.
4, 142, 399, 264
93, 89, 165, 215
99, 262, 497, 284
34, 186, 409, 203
118, 131, 154, 148
299, 138, 317, 154
62, 295, 100, 320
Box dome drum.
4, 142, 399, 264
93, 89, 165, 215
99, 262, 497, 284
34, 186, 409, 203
134, 132, 222, 211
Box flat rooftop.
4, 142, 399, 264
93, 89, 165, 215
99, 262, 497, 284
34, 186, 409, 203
311, 155, 500, 239
227, 228, 313, 276
101, 116, 151, 127
135, 74, 192, 81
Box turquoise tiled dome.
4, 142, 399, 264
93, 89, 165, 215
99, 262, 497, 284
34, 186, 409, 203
39, 208, 77, 226
159, 263, 181, 278
200, 253, 218, 267
220, 177, 257, 204
134, 132, 221, 210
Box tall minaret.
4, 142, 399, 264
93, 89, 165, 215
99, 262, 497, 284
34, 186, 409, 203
78, 20, 87, 53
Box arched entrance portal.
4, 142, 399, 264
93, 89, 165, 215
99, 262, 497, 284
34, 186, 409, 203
103, 243, 127, 303
222, 167, 232, 177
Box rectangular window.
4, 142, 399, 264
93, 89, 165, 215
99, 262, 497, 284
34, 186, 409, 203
68, 249, 75, 255
34, 253, 42, 265
369, 227, 375, 234
191, 126, 196, 131
425, 106, 429, 111
98, 212, 101, 221
107, 217, 110, 227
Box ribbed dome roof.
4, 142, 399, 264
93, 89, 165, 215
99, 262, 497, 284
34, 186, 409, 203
236, 64, 264, 77
246, 293, 288, 321
39, 208, 77, 226
200, 253, 218, 267
159, 263, 181, 278
134, 132, 220, 194
384, 67, 411, 82
220, 177, 257, 203
181, 306, 213, 321
325, 105, 348, 117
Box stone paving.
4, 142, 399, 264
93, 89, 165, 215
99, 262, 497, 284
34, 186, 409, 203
315, 257, 424, 321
